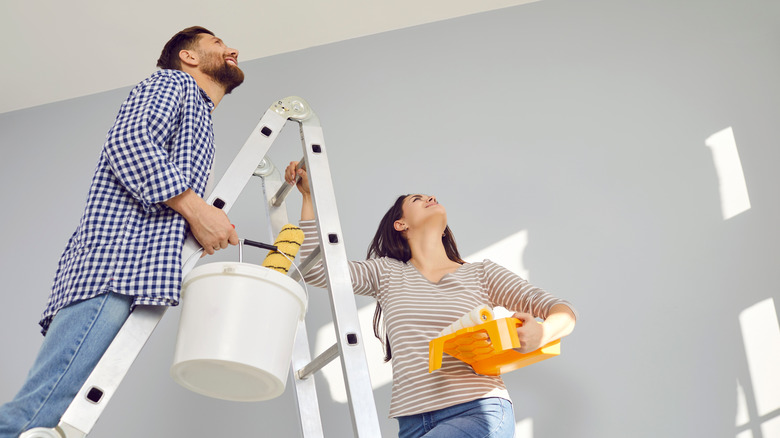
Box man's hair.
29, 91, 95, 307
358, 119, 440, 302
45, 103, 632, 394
156, 26, 215, 70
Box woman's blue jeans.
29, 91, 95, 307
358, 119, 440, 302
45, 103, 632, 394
397, 397, 515, 438
0, 293, 133, 437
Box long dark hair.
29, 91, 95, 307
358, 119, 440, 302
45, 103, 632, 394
366, 194, 465, 361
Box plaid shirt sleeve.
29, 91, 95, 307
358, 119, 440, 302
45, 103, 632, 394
103, 73, 194, 211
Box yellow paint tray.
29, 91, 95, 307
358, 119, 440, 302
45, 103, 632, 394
428, 317, 560, 376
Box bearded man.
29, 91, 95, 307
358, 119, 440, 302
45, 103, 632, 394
0, 26, 244, 435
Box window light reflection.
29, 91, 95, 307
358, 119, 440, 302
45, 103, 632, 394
705, 127, 751, 220
736, 298, 780, 437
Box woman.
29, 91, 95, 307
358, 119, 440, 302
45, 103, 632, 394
285, 163, 576, 438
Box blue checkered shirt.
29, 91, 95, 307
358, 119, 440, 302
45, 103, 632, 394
40, 69, 215, 334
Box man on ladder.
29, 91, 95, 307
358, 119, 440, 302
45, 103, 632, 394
0, 26, 243, 437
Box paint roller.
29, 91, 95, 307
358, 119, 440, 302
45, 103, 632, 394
439, 305, 494, 336
261, 224, 305, 274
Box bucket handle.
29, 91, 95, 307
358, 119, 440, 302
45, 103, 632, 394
182, 239, 278, 267
239, 239, 277, 263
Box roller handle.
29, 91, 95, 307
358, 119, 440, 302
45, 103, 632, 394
242, 239, 277, 252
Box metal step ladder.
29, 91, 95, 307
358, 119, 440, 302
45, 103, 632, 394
22, 97, 382, 438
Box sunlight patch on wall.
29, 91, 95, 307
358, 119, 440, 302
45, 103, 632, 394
736, 379, 751, 438
705, 127, 751, 220
516, 417, 533, 438
736, 298, 780, 437
739, 298, 780, 417
760, 417, 780, 438
736, 428, 753, 438
313, 229, 532, 402
465, 230, 530, 280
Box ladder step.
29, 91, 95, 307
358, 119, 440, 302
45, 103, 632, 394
290, 244, 322, 283
297, 343, 339, 380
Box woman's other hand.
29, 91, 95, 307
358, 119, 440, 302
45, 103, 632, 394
512, 304, 575, 354
512, 312, 545, 354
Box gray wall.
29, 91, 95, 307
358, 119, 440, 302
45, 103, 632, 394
2, 0, 778, 436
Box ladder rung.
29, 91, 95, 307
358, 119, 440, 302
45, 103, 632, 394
297, 343, 339, 380
270, 157, 305, 207
290, 244, 322, 283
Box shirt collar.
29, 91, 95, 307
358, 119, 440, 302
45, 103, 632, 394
199, 88, 215, 112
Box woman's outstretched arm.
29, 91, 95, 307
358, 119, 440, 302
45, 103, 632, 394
284, 161, 314, 220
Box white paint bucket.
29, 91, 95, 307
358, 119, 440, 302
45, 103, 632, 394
171, 261, 307, 401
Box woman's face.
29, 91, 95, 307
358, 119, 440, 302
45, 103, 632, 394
394, 194, 446, 232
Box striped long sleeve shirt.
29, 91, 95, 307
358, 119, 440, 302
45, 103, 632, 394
299, 220, 576, 418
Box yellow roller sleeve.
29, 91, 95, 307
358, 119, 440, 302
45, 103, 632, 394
262, 224, 305, 274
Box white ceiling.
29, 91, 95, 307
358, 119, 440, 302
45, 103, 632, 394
0, 0, 538, 114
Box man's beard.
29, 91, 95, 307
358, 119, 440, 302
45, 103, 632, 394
200, 52, 245, 94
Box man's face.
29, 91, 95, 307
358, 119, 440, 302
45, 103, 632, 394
196, 34, 244, 94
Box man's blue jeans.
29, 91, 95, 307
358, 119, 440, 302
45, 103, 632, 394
397, 397, 515, 438
0, 293, 133, 437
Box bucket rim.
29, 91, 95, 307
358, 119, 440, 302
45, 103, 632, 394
182, 261, 308, 315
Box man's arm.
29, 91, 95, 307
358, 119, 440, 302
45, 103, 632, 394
165, 188, 238, 255
102, 75, 197, 212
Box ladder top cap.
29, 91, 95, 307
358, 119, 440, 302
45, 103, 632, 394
273, 96, 313, 121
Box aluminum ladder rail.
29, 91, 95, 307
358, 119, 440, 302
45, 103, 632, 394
21, 96, 381, 438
